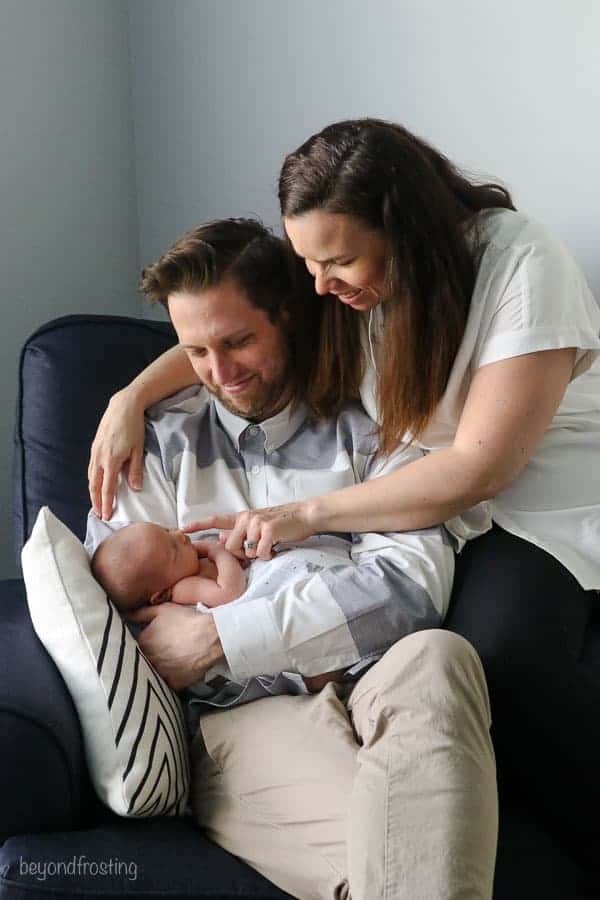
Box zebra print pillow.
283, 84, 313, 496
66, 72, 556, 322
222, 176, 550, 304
22, 507, 190, 817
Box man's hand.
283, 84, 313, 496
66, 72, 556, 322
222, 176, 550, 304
127, 603, 224, 691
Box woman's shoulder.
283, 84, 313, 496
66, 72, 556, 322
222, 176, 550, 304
465, 207, 567, 260
466, 207, 596, 319
463, 208, 600, 373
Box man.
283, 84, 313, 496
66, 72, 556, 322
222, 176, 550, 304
85, 219, 497, 900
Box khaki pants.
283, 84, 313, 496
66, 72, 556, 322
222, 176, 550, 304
191, 630, 498, 900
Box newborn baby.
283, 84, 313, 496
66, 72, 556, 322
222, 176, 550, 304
91, 522, 247, 611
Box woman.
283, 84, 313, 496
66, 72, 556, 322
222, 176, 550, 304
89, 119, 600, 854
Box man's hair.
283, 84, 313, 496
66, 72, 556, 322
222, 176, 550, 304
139, 218, 325, 414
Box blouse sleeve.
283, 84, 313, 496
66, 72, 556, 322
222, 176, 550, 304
472, 223, 600, 380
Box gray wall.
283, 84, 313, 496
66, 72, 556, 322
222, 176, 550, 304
0, 0, 140, 578
2, 0, 599, 577
128, 0, 600, 299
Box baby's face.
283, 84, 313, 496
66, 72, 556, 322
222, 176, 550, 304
131, 523, 199, 594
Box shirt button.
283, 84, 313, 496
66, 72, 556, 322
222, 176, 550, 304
251, 464, 260, 475
249, 425, 259, 435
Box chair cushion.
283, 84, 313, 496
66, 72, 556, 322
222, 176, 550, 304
0, 801, 590, 900
0, 819, 293, 899
22, 507, 190, 818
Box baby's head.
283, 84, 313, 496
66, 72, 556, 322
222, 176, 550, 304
91, 522, 198, 608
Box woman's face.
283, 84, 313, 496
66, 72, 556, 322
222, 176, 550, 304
284, 210, 387, 312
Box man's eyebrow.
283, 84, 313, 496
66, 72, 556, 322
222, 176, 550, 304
180, 329, 251, 350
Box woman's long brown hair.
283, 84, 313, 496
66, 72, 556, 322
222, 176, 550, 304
279, 118, 515, 453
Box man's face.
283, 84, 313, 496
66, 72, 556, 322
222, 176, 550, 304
168, 277, 291, 421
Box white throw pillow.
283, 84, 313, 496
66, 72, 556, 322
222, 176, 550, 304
22, 506, 190, 817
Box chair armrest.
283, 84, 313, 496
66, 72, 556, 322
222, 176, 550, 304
0, 579, 94, 840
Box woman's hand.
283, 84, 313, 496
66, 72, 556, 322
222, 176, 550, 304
191, 539, 250, 567
88, 389, 146, 520
183, 501, 316, 560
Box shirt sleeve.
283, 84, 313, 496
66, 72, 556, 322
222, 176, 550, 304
212, 443, 454, 682
84, 422, 178, 557
473, 224, 600, 378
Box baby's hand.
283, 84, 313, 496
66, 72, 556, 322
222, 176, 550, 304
149, 586, 173, 605
192, 539, 250, 569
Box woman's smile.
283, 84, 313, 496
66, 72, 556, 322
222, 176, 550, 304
333, 288, 360, 302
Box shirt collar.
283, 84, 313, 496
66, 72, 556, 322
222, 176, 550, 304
213, 399, 309, 453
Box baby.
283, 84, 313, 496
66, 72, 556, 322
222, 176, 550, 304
91, 522, 247, 611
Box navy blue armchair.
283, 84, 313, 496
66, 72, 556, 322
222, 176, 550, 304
0, 315, 595, 899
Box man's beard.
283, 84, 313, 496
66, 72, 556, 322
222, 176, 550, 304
206, 367, 292, 422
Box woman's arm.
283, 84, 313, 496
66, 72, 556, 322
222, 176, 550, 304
88, 345, 197, 519
310, 347, 576, 532
190, 348, 576, 556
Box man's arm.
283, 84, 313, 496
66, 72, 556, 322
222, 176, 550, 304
211, 526, 453, 682
210, 442, 454, 683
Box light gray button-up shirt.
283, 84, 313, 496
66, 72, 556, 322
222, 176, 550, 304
85, 386, 454, 733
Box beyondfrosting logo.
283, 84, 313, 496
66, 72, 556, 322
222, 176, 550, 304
17, 855, 138, 882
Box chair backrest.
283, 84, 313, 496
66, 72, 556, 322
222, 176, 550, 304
13, 314, 176, 568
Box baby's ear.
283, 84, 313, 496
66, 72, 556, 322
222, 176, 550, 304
149, 587, 172, 605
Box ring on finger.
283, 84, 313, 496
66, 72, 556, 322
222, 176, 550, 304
243, 539, 258, 550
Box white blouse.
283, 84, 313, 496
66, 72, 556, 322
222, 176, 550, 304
360, 208, 600, 590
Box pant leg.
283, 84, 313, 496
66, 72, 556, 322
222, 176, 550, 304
446, 524, 598, 839
190, 688, 356, 900
190, 630, 497, 900
347, 630, 498, 900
